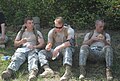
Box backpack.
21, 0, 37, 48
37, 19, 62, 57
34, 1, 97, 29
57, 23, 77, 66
19, 25, 39, 45
88, 30, 106, 40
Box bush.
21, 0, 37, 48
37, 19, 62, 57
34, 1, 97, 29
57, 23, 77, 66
0, 0, 119, 30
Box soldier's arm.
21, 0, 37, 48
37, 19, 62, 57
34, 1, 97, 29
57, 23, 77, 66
83, 33, 92, 45
82, 33, 98, 45
83, 40, 92, 45
33, 31, 45, 49
46, 29, 54, 50
101, 39, 110, 45
56, 28, 75, 49
56, 41, 71, 50
102, 33, 111, 45
33, 37, 45, 49
14, 32, 27, 48
14, 39, 27, 48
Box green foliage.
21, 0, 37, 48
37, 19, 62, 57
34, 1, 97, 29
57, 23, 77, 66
0, 0, 120, 29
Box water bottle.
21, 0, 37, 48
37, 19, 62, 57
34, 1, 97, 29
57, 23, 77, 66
1, 56, 11, 61
0, 44, 5, 48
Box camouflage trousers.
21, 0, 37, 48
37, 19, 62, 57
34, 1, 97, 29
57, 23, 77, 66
79, 45, 113, 67
7, 49, 38, 73
38, 47, 75, 67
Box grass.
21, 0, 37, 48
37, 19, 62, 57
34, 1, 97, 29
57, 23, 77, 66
0, 29, 120, 81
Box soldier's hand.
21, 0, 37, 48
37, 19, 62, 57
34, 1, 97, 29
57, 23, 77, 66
45, 45, 51, 51
20, 38, 27, 44
27, 44, 34, 49
91, 36, 99, 42
52, 46, 60, 57
45, 43, 52, 51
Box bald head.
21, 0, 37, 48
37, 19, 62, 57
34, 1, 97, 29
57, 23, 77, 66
95, 20, 104, 25
95, 20, 105, 33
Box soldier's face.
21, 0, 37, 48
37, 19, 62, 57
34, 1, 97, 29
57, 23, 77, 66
95, 22, 104, 33
54, 19, 63, 32
55, 25, 63, 32
25, 20, 34, 30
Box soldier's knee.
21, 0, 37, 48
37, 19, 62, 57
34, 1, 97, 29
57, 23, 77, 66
64, 47, 73, 54
38, 50, 47, 59
81, 45, 89, 49
39, 50, 46, 53
80, 45, 89, 52
64, 47, 70, 52
11, 55, 25, 62
104, 45, 113, 52
38, 50, 46, 55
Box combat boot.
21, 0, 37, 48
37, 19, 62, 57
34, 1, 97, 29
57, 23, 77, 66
79, 65, 86, 80
106, 68, 113, 81
40, 65, 54, 78
60, 65, 72, 81
28, 69, 38, 81
1, 69, 14, 80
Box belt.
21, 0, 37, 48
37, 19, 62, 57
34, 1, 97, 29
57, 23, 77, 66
91, 46, 102, 51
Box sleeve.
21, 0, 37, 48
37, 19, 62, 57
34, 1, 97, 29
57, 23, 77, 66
15, 31, 22, 41
37, 30, 43, 38
67, 27, 75, 40
48, 29, 54, 43
83, 33, 90, 42
105, 33, 111, 42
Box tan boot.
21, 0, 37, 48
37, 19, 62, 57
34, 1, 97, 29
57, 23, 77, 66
28, 69, 38, 81
79, 65, 86, 80
106, 68, 113, 81
60, 65, 72, 81
40, 65, 54, 78
1, 69, 13, 80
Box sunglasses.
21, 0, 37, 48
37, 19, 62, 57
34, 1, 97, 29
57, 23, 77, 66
55, 27, 63, 29
55, 25, 63, 29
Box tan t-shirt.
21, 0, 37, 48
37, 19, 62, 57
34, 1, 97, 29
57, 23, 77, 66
84, 30, 111, 48
48, 25, 74, 47
15, 30, 43, 46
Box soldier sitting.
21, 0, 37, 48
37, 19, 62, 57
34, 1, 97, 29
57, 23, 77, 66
79, 20, 113, 81
38, 17, 75, 81
1, 17, 45, 81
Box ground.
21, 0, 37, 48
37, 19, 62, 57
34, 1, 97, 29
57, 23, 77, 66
0, 28, 120, 81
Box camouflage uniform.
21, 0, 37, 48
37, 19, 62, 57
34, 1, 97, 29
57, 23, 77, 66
38, 25, 75, 67
7, 30, 43, 72
79, 30, 113, 67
